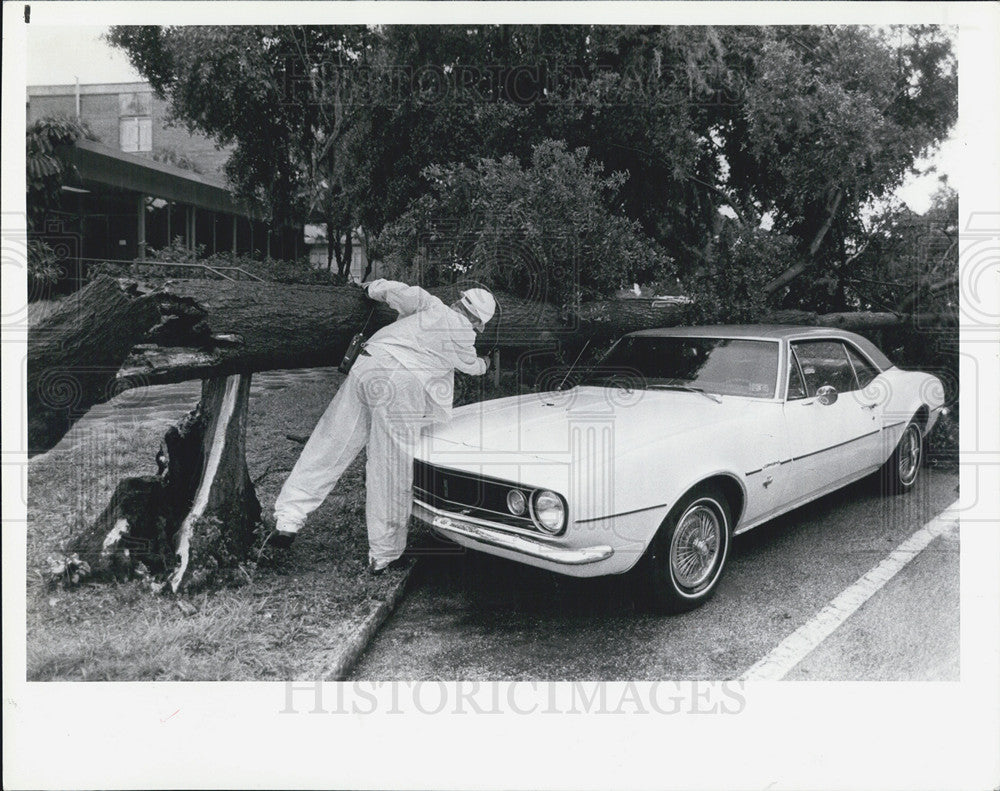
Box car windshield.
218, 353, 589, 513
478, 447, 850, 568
580, 336, 779, 399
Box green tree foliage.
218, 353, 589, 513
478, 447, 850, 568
683, 224, 796, 324
719, 26, 957, 307
108, 25, 956, 313
26, 116, 93, 230
26, 117, 95, 296
847, 184, 958, 316
379, 140, 672, 305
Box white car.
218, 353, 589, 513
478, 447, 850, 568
412, 326, 946, 612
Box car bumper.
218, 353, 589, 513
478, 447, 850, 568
413, 499, 614, 566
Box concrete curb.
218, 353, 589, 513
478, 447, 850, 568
318, 561, 416, 681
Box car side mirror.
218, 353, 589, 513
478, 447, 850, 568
816, 385, 838, 405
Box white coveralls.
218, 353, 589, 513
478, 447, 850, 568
273, 280, 488, 563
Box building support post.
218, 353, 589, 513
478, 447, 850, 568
212, 213, 217, 255
232, 215, 237, 262
191, 207, 197, 254
167, 202, 172, 245
137, 194, 146, 261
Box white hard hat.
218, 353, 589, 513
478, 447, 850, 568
459, 288, 496, 326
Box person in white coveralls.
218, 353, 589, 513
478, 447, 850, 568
267, 279, 496, 574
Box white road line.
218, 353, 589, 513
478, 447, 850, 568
741, 500, 960, 681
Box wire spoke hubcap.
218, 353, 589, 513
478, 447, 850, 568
898, 425, 921, 484
670, 504, 722, 589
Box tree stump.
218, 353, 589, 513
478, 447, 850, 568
68, 373, 260, 592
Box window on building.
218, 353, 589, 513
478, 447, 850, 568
120, 117, 152, 152
119, 92, 153, 153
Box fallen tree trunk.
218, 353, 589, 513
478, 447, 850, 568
67, 373, 260, 591
31, 277, 687, 452
764, 309, 955, 330
31, 276, 955, 456
116, 278, 583, 384
27, 277, 161, 456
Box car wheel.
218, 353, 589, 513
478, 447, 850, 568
881, 420, 923, 495
643, 484, 731, 614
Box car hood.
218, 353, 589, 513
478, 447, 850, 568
419, 385, 752, 468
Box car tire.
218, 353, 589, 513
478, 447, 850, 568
880, 419, 923, 495
642, 483, 731, 614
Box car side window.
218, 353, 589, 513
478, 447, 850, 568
845, 345, 879, 389
791, 341, 859, 396
786, 350, 808, 400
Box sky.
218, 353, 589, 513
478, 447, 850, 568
26, 25, 955, 214
27, 27, 142, 85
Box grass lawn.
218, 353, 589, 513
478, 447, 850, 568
25, 369, 423, 681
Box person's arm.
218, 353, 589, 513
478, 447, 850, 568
451, 336, 489, 376
364, 279, 440, 317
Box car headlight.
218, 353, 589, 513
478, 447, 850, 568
532, 490, 566, 534
506, 489, 527, 516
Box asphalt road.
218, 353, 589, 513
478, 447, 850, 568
350, 469, 959, 681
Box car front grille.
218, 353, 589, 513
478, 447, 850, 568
412, 459, 539, 532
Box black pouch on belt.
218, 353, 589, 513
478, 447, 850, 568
338, 301, 377, 375
338, 334, 366, 374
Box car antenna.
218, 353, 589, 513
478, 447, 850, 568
558, 339, 590, 391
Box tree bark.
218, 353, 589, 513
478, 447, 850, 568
27, 276, 161, 457
342, 226, 353, 280
325, 220, 335, 271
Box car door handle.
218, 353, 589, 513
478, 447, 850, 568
860, 402, 878, 410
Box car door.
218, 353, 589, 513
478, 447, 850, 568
782, 339, 882, 501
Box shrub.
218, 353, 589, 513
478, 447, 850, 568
27, 239, 62, 299
378, 140, 674, 307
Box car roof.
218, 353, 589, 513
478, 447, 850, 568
624, 325, 893, 370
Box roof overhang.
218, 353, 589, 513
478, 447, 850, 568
66, 138, 255, 219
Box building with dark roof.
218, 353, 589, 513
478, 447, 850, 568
28, 82, 300, 272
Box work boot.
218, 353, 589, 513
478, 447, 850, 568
368, 556, 410, 576
264, 529, 297, 550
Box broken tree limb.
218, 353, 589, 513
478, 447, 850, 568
763, 189, 844, 295
894, 272, 959, 314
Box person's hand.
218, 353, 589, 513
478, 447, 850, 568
352, 281, 377, 303
481, 355, 492, 371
